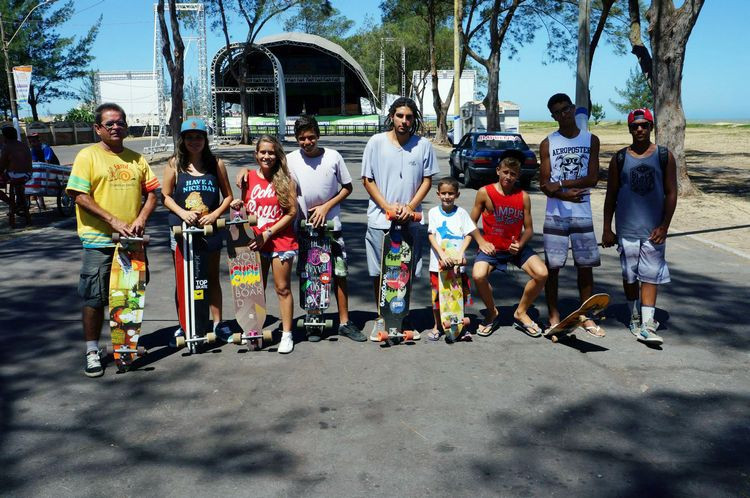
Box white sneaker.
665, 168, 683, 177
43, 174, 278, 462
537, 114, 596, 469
369, 318, 385, 341
278, 331, 294, 354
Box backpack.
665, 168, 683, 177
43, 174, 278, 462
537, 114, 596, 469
615, 145, 668, 177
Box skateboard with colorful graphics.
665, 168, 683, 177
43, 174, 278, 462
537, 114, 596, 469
544, 293, 610, 343
225, 206, 269, 349
107, 233, 149, 372
375, 211, 422, 345
438, 240, 471, 343
296, 219, 335, 339
173, 220, 226, 353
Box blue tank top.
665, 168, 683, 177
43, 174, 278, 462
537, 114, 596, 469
167, 170, 221, 227
615, 148, 665, 239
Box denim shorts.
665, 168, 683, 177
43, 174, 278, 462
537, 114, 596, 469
474, 245, 536, 272
78, 247, 115, 308
260, 250, 297, 262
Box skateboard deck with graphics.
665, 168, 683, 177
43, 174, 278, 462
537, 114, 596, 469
296, 219, 335, 338
225, 206, 269, 349
376, 211, 423, 345
438, 240, 471, 343
173, 220, 227, 353
544, 293, 610, 343
108, 233, 149, 372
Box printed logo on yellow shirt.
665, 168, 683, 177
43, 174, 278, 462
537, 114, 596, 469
108, 163, 136, 185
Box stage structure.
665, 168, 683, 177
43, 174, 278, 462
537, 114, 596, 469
145, 2, 208, 156
211, 32, 378, 136
95, 71, 159, 126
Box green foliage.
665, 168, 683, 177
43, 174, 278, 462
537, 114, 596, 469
184, 78, 201, 116
282, 2, 353, 42
65, 107, 94, 123
591, 103, 605, 124
610, 67, 653, 115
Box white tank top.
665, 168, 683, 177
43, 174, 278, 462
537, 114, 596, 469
546, 129, 592, 218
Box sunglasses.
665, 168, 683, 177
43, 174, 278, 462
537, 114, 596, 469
551, 104, 575, 118
99, 120, 127, 130
629, 122, 651, 131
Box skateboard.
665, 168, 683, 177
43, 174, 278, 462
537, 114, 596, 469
225, 206, 269, 349
107, 233, 149, 372
544, 293, 610, 343
375, 210, 423, 345
438, 240, 471, 343
296, 219, 335, 339
172, 219, 227, 353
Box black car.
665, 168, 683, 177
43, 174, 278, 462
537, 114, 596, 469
449, 131, 538, 188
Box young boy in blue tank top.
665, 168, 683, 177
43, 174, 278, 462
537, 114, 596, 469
602, 108, 677, 345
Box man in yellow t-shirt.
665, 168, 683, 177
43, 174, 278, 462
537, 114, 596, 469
66, 103, 160, 378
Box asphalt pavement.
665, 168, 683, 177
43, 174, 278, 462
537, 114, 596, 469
0, 136, 748, 497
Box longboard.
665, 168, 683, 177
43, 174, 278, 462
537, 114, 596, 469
225, 207, 269, 349
173, 220, 226, 353
376, 211, 422, 345
544, 293, 610, 343
108, 233, 148, 371
297, 219, 335, 339
438, 240, 470, 343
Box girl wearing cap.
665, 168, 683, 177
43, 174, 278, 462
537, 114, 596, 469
230, 135, 298, 354
162, 118, 233, 343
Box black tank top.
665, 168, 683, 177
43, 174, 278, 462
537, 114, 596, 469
168, 170, 221, 227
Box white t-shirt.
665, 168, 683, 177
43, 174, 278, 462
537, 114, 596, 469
427, 205, 476, 272
288, 147, 352, 231
545, 129, 593, 218
360, 132, 439, 229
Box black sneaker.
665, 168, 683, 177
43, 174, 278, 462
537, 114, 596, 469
84, 351, 104, 378
339, 321, 366, 342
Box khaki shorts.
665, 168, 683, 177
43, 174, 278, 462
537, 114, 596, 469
77, 247, 115, 308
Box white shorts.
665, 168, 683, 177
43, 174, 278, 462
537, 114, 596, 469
618, 237, 670, 285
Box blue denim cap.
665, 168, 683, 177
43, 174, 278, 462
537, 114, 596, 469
180, 118, 207, 134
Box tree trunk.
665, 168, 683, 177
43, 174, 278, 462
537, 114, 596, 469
428, 0, 449, 144
240, 88, 250, 144
483, 50, 500, 130
28, 84, 39, 121
646, 0, 705, 196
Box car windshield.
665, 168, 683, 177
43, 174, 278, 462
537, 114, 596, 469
475, 134, 525, 150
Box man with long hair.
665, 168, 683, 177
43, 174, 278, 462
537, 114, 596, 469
361, 96, 439, 339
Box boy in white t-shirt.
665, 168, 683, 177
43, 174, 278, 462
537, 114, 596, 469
236, 116, 365, 342
426, 177, 479, 341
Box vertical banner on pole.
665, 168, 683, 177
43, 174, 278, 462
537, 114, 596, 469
12, 65, 33, 104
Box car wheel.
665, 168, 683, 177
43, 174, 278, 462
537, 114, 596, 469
450, 160, 460, 181
463, 168, 474, 188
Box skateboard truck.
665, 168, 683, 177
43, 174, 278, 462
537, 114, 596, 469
174, 332, 217, 348
376, 327, 418, 343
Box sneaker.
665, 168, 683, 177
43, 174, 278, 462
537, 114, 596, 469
84, 351, 104, 378
169, 327, 185, 348
214, 323, 233, 343
278, 332, 294, 354
638, 319, 664, 345
628, 314, 641, 337
339, 321, 366, 342
369, 318, 386, 341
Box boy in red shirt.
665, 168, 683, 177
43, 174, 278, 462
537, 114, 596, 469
470, 151, 548, 337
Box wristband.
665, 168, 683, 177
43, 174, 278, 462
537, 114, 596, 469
265, 229, 272, 237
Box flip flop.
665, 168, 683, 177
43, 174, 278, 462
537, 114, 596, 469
427, 330, 442, 341
514, 319, 542, 338
477, 315, 502, 337
584, 324, 606, 338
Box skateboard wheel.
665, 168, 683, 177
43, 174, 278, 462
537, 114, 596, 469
262, 329, 274, 342
112, 233, 121, 243
173, 225, 183, 237
324, 319, 333, 329
403, 330, 414, 341
141, 234, 150, 245
376, 331, 389, 342
551, 335, 559, 343
216, 218, 226, 229
325, 220, 334, 231
206, 332, 217, 343
299, 219, 309, 229
246, 215, 258, 226
231, 333, 242, 344
175, 336, 186, 348
462, 317, 471, 326
296, 318, 304, 329
204, 224, 214, 236
137, 346, 146, 356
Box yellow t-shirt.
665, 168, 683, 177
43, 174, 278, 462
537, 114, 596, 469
66, 144, 160, 248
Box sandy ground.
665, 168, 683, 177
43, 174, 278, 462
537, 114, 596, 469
499, 123, 750, 258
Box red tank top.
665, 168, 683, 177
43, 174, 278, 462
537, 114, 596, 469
481, 183, 524, 251
243, 169, 298, 252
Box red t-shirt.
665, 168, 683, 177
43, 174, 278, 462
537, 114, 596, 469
243, 169, 298, 252
481, 183, 524, 251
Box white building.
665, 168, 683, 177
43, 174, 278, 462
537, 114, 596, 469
411, 70, 475, 118
96, 71, 161, 126
461, 100, 521, 133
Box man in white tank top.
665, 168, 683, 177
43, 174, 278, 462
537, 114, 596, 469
539, 93, 605, 338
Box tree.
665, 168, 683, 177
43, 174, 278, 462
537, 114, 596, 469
184, 77, 201, 116
630, 0, 705, 195
590, 102, 605, 124
157, 0, 187, 146
282, 2, 353, 42
77, 70, 99, 112
0, 1, 100, 120
610, 66, 653, 114
209, 0, 305, 143
65, 106, 94, 123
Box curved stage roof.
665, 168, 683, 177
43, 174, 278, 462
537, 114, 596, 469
211, 32, 377, 128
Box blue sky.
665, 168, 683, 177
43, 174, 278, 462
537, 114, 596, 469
27, 0, 750, 121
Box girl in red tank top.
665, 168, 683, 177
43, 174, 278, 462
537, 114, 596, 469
230, 135, 298, 354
